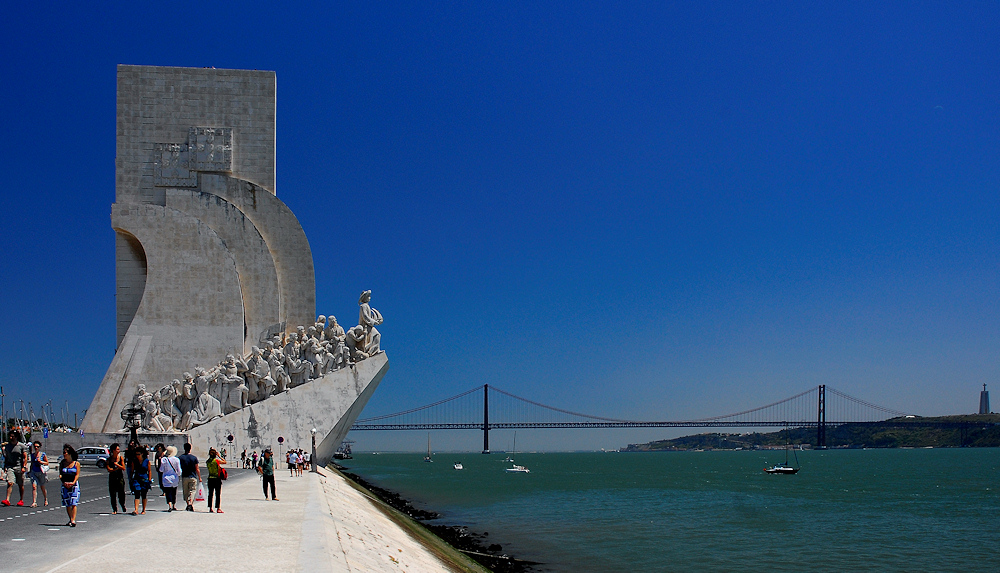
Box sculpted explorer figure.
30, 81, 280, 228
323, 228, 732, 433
358, 290, 383, 356
189, 386, 223, 428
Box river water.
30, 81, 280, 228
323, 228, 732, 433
343, 448, 1000, 572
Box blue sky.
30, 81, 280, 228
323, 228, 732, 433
2, 3, 998, 451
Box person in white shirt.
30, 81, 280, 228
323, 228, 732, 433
158, 445, 181, 511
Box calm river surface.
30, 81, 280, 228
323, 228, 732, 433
343, 448, 1000, 572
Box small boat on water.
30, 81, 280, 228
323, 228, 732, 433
764, 426, 800, 475
505, 432, 529, 473
333, 440, 354, 460
424, 433, 433, 463
764, 464, 799, 475
453, 462, 464, 470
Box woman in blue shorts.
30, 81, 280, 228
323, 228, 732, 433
59, 444, 81, 527
130, 446, 152, 515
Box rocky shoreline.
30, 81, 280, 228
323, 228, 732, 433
337, 468, 539, 572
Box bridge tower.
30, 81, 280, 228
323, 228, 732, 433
817, 384, 826, 449
482, 384, 490, 454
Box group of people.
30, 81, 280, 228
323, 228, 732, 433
2, 431, 51, 508
2, 433, 292, 527
240, 447, 309, 478
286, 448, 310, 476
2, 431, 82, 526
105, 441, 229, 514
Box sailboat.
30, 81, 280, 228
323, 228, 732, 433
764, 426, 799, 474
505, 432, 529, 473
424, 433, 433, 462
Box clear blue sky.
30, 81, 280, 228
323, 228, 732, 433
2, 3, 997, 451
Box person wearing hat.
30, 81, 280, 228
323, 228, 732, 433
257, 448, 277, 501
158, 445, 182, 511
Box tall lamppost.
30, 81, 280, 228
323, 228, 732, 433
310, 428, 318, 473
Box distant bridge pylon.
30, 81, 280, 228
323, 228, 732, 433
350, 384, 913, 452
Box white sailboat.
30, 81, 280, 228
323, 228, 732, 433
424, 433, 433, 462
505, 432, 529, 473
764, 426, 799, 474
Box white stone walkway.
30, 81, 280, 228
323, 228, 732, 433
40, 468, 463, 572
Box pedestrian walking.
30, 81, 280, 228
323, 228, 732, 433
241, 449, 247, 469
106, 443, 127, 514
205, 447, 226, 513
153, 443, 166, 497
130, 446, 151, 515
287, 450, 297, 477
28, 441, 48, 507
178, 443, 201, 511
159, 445, 181, 511
2, 429, 28, 506
59, 444, 80, 527
257, 448, 278, 501
251, 450, 258, 468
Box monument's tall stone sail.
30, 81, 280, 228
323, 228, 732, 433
82, 66, 386, 461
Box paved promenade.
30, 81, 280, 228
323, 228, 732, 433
3, 466, 470, 573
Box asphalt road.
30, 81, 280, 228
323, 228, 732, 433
0, 465, 257, 572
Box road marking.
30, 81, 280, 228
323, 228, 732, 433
12, 538, 25, 541
48, 528, 60, 531
77, 520, 87, 523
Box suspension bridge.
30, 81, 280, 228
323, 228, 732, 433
350, 384, 936, 451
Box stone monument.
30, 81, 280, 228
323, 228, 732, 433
80, 65, 388, 462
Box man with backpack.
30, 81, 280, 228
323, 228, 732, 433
257, 448, 277, 501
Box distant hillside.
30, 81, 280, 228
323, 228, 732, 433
623, 414, 1000, 451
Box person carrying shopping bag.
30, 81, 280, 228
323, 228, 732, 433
205, 447, 227, 513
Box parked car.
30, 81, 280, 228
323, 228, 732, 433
77, 446, 110, 468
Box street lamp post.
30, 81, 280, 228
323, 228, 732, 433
311, 428, 318, 473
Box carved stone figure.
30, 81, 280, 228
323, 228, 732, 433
358, 290, 383, 356
244, 346, 269, 401
323, 316, 349, 370
324, 315, 345, 344
158, 384, 182, 428
345, 325, 369, 362
218, 354, 246, 414
178, 372, 198, 430
283, 333, 309, 387
268, 347, 290, 393
189, 386, 223, 428
303, 329, 325, 378
228, 373, 249, 413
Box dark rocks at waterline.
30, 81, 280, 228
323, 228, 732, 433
340, 470, 539, 572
